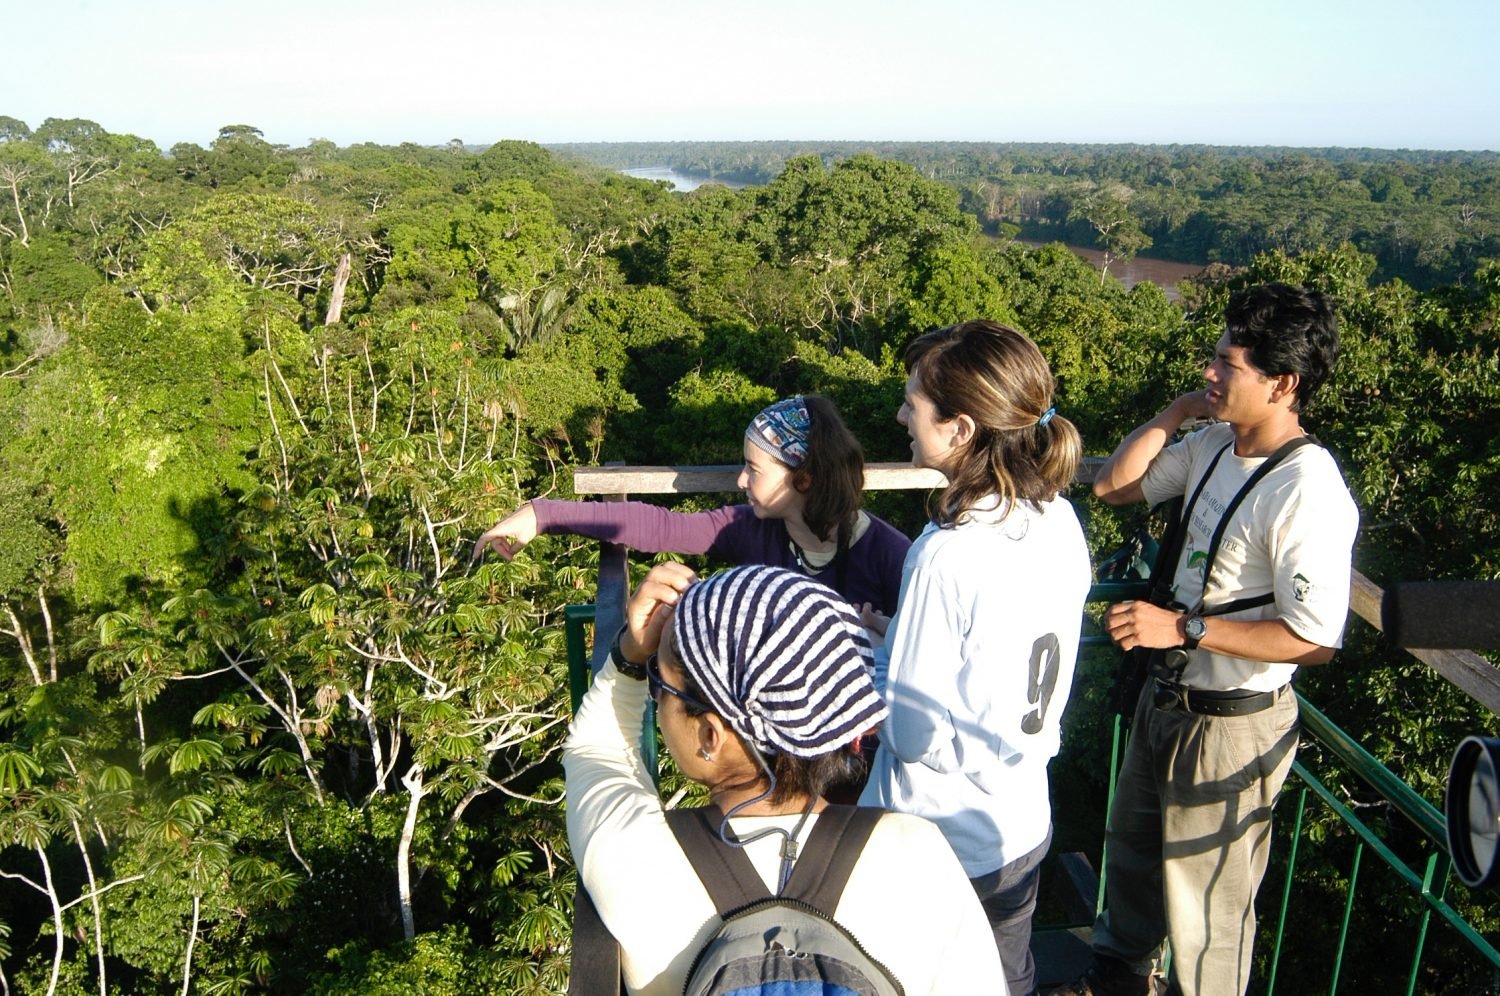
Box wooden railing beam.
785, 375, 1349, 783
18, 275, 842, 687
572, 458, 1108, 496
570, 458, 1500, 715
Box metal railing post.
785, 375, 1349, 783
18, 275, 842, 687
1403, 853, 1444, 996
1097, 711, 1126, 916
1329, 842, 1365, 994
564, 604, 595, 713
1266, 785, 1308, 996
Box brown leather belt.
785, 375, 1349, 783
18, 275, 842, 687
1153, 681, 1283, 717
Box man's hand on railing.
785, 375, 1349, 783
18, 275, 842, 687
472, 503, 540, 561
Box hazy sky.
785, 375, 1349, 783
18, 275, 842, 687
7, 0, 1497, 151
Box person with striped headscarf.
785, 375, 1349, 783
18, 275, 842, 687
564, 562, 1004, 995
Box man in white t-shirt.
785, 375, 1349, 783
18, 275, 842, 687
1050, 284, 1358, 996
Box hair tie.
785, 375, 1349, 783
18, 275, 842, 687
1037, 406, 1057, 428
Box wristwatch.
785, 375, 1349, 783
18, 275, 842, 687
1182, 613, 1207, 651
609, 627, 649, 681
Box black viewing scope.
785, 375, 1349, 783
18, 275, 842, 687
1449, 736, 1500, 889
1382, 580, 1500, 889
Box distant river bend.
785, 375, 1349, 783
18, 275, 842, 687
619, 166, 746, 192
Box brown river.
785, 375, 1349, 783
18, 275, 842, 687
1019, 241, 1204, 301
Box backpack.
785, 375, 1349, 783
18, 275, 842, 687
666, 804, 904, 996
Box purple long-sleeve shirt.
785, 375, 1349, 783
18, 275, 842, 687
532, 499, 910, 615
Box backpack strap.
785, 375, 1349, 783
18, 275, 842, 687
1202, 592, 1276, 617
1194, 434, 1318, 603
567, 882, 625, 996
1145, 440, 1233, 606
780, 805, 882, 914
665, 804, 882, 917
665, 806, 768, 916
1143, 495, 1187, 605
1183, 442, 1233, 536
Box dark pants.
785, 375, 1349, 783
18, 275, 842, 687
970, 826, 1052, 996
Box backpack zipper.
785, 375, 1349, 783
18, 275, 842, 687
680, 895, 905, 996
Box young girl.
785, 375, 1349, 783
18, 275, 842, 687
472, 395, 911, 615
858, 321, 1091, 996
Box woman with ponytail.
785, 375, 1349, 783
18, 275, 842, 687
859, 320, 1091, 996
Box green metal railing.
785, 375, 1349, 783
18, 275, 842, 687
565, 603, 656, 778
563, 604, 596, 713
1265, 697, 1500, 993
564, 581, 1500, 991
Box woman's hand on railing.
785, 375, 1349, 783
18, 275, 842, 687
472, 503, 540, 561
621, 562, 697, 661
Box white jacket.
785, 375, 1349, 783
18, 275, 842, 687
862, 494, 1091, 876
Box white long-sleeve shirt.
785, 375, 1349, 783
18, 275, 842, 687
564, 659, 1007, 995
862, 494, 1091, 877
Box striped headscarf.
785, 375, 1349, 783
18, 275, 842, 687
671, 565, 887, 758
746, 396, 811, 468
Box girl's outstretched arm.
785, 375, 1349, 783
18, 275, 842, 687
472, 502, 540, 560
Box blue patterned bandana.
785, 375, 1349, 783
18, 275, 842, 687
747, 396, 811, 468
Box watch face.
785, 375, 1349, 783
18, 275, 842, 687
1185, 617, 1207, 640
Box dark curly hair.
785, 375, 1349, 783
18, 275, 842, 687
1224, 283, 1340, 412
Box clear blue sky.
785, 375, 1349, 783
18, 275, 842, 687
7, 0, 1497, 151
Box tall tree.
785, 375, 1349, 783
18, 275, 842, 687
1067, 181, 1153, 284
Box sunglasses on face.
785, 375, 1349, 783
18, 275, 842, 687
648, 655, 711, 712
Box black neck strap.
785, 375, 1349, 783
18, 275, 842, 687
1182, 433, 1318, 610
